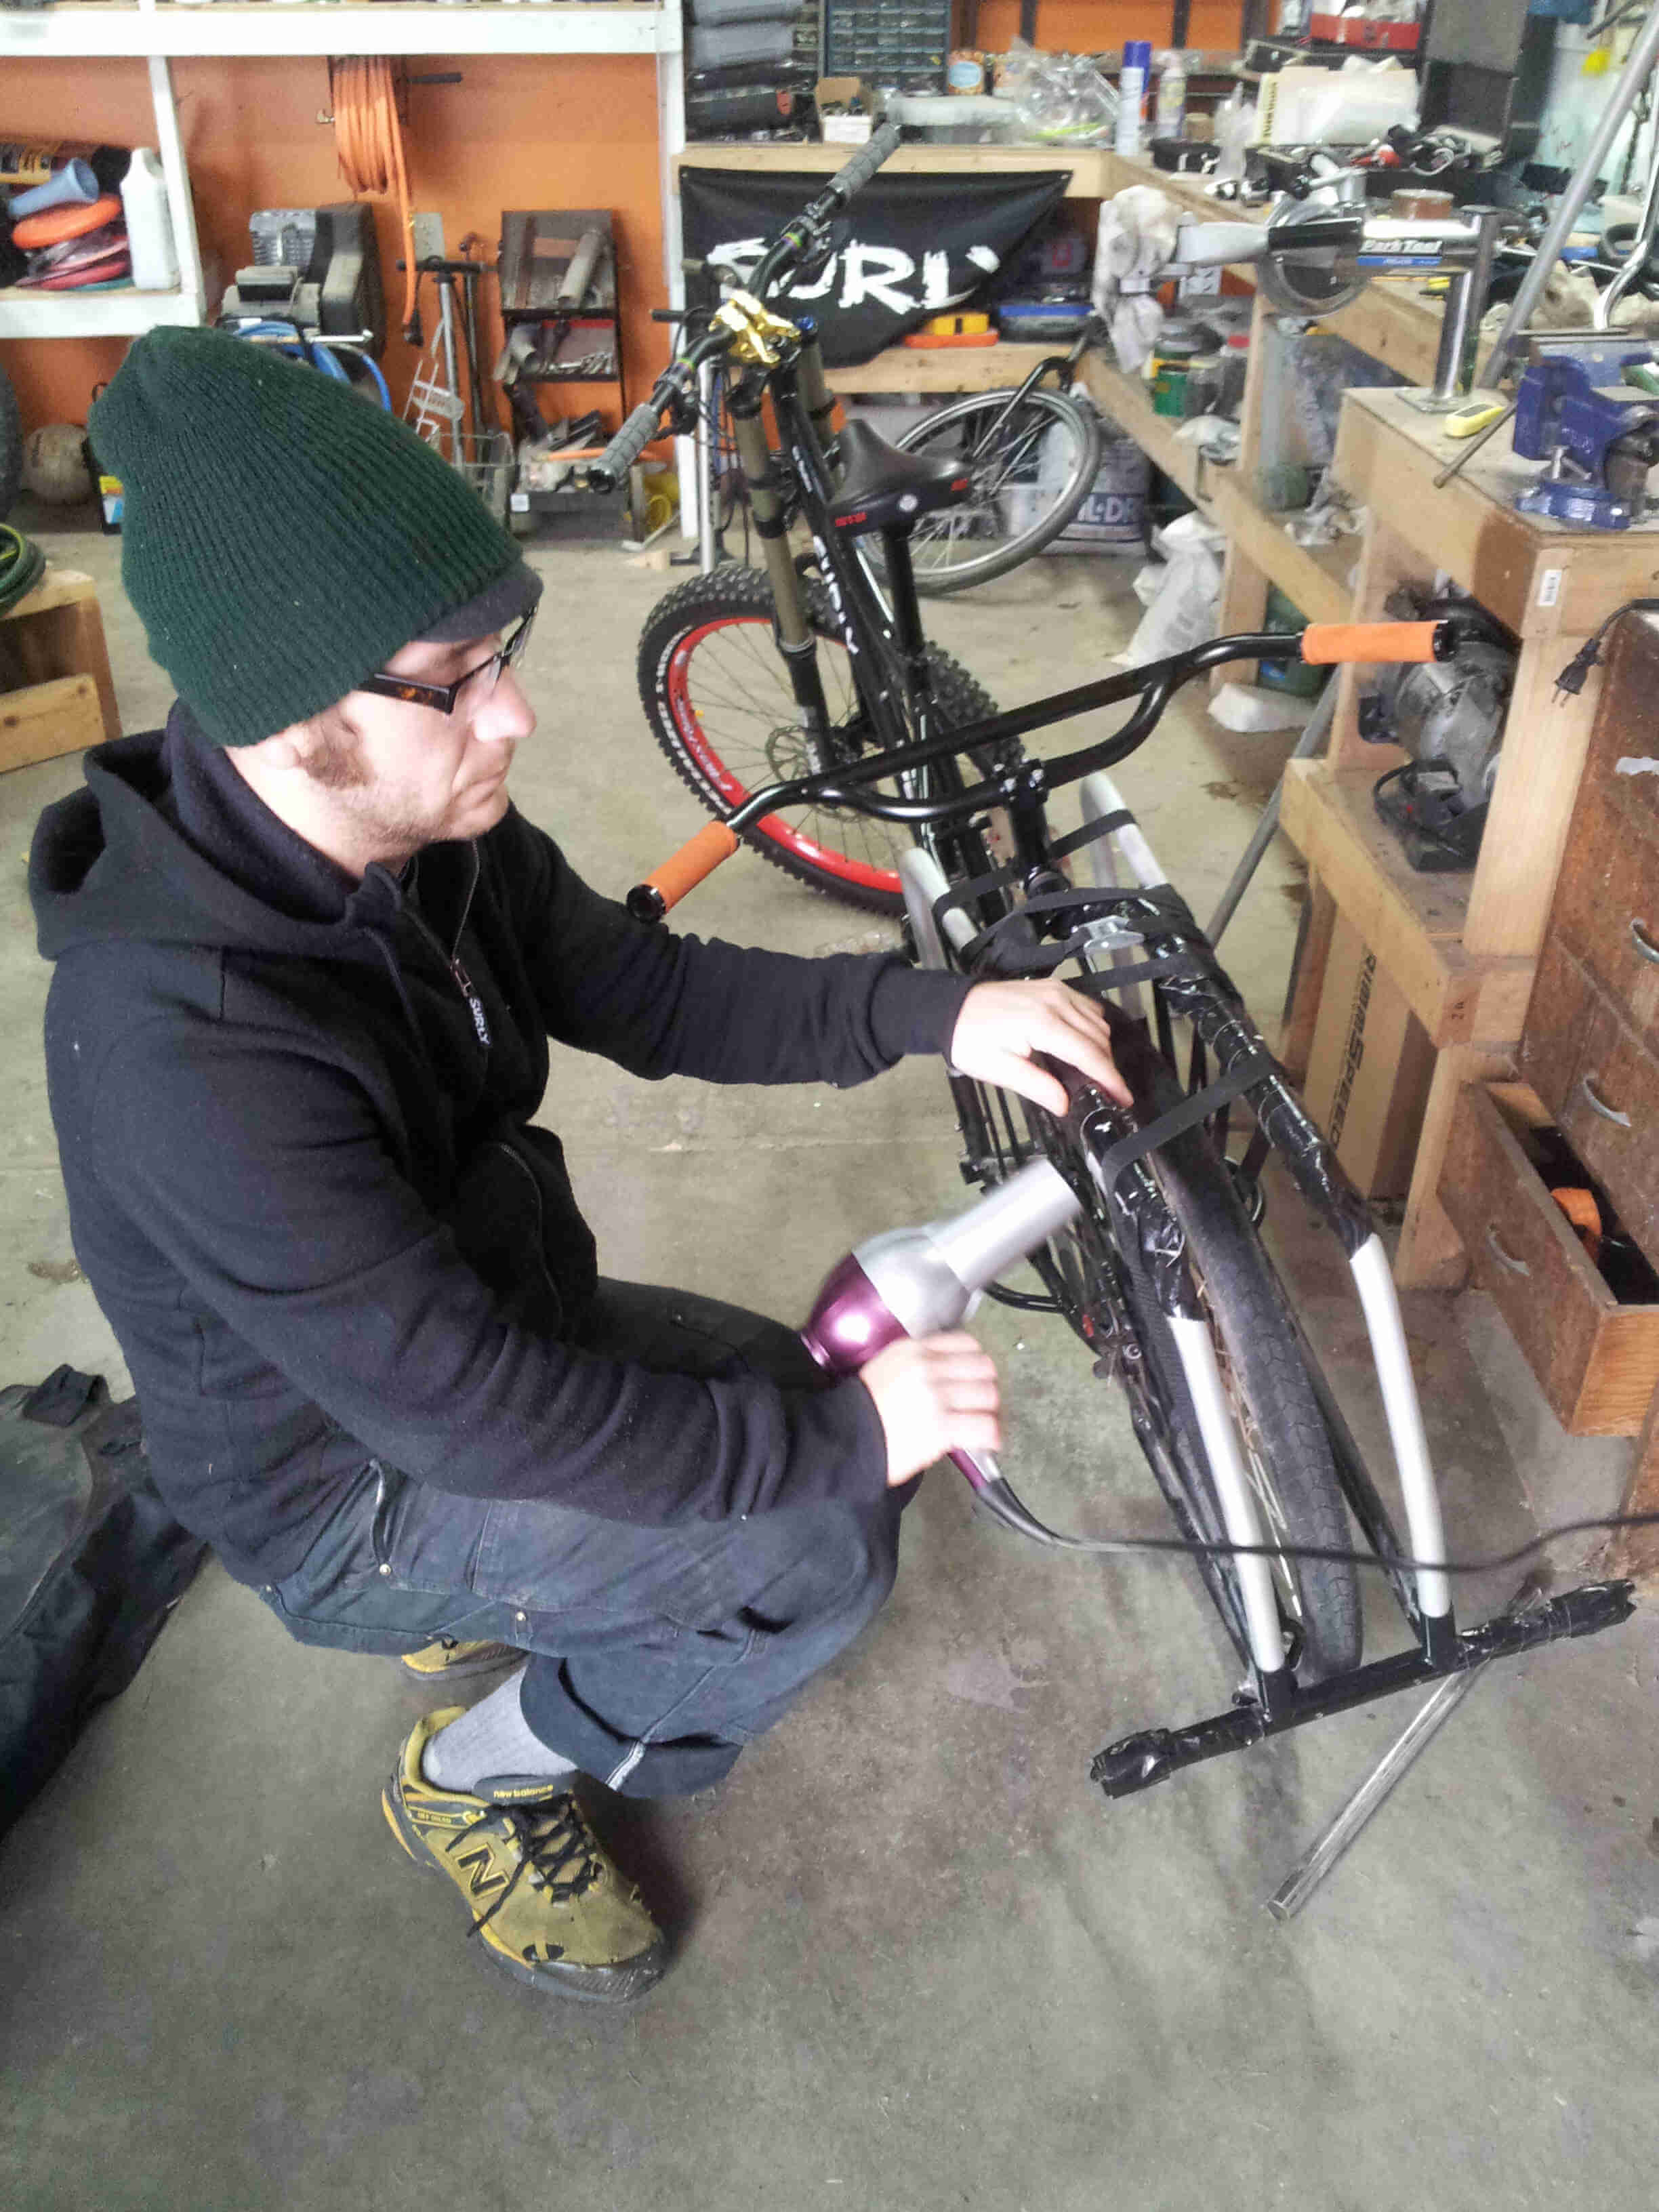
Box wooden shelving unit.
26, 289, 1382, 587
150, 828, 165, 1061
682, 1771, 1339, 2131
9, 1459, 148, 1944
0, 3, 674, 60
676, 140, 1111, 199
1279, 761, 1534, 1047
827, 342, 1053, 396
1, 2, 684, 344
1281, 386, 1656, 1288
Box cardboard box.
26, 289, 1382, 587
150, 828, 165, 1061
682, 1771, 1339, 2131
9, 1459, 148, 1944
817, 78, 871, 144
1302, 910, 1436, 1199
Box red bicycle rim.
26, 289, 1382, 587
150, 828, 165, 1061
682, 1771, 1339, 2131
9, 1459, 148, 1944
664, 616, 901, 897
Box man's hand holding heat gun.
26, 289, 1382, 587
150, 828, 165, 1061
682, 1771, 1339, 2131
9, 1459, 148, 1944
857, 978, 1130, 1486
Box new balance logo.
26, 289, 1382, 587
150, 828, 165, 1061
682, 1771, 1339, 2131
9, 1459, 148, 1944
451, 1841, 509, 1900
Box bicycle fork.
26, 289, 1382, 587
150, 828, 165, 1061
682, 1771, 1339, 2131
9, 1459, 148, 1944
1076, 774, 1454, 1647
901, 837, 1296, 1698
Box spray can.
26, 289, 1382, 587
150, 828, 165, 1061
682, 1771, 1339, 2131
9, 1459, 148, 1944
1154, 50, 1188, 139
1115, 41, 1151, 159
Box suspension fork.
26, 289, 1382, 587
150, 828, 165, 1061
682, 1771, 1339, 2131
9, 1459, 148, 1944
795, 321, 842, 480
724, 365, 832, 738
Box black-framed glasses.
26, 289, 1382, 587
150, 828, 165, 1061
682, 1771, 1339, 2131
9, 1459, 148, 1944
354, 610, 536, 716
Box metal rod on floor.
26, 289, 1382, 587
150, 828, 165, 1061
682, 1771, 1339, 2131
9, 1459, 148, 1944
1206, 679, 1338, 947
1266, 1580, 1541, 1921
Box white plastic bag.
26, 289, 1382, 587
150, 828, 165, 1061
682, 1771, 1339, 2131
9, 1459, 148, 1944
1118, 512, 1226, 664
1208, 681, 1317, 733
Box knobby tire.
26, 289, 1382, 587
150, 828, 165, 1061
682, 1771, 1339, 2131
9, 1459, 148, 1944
638, 566, 1000, 915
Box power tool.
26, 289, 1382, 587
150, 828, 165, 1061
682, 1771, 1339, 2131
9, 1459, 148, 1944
219, 203, 386, 356
799, 1157, 1083, 1542
1361, 591, 1517, 872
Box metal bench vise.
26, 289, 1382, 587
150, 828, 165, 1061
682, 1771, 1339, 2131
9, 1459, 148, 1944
1513, 344, 1659, 529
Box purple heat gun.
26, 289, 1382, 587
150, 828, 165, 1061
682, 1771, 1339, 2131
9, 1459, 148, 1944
799, 1158, 1084, 1542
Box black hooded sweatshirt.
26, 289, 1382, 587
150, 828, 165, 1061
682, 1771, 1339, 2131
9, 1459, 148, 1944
29, 708, 973, 1585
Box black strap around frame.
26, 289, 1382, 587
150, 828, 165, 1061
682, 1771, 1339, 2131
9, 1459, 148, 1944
1091, 1048, 1277, 1201
931, 811, 1136, 946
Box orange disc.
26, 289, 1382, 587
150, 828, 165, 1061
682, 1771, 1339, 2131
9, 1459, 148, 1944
12, 194, 123, 250
1549, 1185, 1603, 1260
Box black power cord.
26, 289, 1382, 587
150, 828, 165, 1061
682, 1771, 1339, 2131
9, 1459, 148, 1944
1555, 597, 1659, 698
972, 1502, 1659, 1578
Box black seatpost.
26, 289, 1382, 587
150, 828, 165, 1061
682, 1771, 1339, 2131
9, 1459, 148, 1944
879, 525, 930, 694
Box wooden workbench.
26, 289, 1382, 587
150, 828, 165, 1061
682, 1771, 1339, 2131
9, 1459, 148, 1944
1280, 386, 1659, 1288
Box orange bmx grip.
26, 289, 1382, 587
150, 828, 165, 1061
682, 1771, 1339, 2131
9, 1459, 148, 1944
627, 821, 741, 922
1298, 620, 1448, 665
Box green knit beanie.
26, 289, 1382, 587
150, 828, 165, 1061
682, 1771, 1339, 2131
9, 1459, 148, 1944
89, 327, 535, 747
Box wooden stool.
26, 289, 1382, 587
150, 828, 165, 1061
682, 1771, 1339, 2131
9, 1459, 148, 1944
0, 565, 121, 773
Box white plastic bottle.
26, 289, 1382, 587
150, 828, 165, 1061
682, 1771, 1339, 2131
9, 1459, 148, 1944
121, 148, 179, 293
1214, 89, 1257, 186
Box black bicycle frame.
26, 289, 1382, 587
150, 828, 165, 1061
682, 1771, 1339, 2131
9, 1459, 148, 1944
719, 326, 1287, 882
697, 323, 1639, 1800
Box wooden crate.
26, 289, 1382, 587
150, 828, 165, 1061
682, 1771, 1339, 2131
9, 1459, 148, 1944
0, 565, 119, 773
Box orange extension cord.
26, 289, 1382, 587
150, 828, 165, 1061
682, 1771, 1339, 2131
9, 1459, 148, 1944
331, 57, 419, 342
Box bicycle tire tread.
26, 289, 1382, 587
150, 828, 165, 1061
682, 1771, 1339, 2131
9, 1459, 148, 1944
638, 567, 998, 914
1114, 1025, 1362, 1679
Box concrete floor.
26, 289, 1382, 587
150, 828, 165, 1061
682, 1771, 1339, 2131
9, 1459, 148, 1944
2, 500, 1656, 2212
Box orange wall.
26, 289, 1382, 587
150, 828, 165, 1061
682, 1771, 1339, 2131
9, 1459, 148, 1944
1, 52, 670, 434
976, 1, 1245, 54
3, 5, 1245, 437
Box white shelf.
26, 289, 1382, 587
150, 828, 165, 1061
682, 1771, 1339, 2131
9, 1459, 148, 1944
0, 283, 205, 340
0, 3, 674, 61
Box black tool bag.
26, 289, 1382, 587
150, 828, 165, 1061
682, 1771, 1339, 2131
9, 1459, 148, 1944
0, 1366, 207, 1839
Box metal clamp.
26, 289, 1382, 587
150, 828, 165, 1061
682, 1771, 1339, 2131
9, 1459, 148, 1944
1580, 1073, 1632, 1128
1486, 1227, 1531, 1277
1631, 917, 1659, 966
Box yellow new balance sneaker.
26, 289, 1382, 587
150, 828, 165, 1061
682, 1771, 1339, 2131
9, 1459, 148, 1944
382, 1710, 668, 2003
398, 1637, 520, 1683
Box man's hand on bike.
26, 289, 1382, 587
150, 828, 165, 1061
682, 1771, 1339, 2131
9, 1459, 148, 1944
858, 1332, 1001, 1488
948, 979, 1132, 1116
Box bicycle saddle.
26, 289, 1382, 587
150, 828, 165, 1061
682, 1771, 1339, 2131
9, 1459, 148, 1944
826, 419, 971, 535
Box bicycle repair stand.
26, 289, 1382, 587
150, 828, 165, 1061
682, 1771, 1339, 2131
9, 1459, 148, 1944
1188, 701, 1555, 1913
924, 773, 1638, 1820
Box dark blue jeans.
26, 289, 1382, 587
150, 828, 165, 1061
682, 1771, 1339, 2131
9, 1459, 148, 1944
255, 1282, 910, 1797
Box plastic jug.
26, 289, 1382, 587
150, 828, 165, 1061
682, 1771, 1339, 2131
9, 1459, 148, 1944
121, 148, 178, 293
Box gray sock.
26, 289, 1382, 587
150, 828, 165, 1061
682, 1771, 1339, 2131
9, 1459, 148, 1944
420, 1664, 579, 1795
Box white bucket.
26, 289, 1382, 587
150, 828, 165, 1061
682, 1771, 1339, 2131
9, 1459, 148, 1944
1002, 428, 1149, 552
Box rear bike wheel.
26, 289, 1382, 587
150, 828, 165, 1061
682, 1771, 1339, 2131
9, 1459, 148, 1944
638, 565, 1000, 916
962, 1015, 1361, 1681
865, 384, 1102, 596
1097, 1021, 1361, 1679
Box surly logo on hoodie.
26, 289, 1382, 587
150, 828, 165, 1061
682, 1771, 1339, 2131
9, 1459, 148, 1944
707, 237, 1002, 323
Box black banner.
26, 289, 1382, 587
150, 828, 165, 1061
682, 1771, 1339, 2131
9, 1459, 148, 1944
679, 168, 1071, 367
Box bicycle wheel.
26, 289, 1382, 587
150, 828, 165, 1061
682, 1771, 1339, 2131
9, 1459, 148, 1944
966, 1012, 1361, 1680
1102, 1021, 1361, 1679
867, 385, 1102, 596
638, 566, 999, 915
